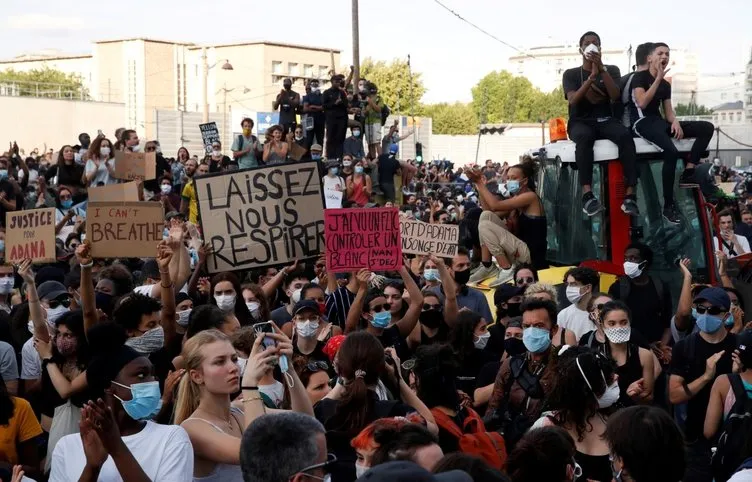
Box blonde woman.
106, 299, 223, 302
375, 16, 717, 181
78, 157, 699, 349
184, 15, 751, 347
175, 328, 312, 481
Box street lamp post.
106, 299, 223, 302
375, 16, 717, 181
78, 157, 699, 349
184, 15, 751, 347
202, 47, 234, 123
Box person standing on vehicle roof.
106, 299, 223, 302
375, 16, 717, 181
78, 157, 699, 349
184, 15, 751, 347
620, 42, 654, 127
563, 31, 639, 218
629, 42, 715, 225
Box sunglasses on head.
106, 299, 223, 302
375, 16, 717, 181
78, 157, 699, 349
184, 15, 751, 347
49, 297, 71, 309
303, 361, 329, 373
516, 277, 535, 285
371, 303, 391, 313
422, 303, 442, 311
695, 305, 724, 315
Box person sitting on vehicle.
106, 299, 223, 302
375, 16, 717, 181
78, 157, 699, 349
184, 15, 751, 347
465, 157, 548, 288
714, 209, 750, 258
563, 31, 639, 217
608, 243, 672, 348
628, 42, 715, 225
620, 42, 654, 128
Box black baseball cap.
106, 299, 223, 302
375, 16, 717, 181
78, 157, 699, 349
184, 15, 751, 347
293, 299, 319, 316
494, 284, 525, 306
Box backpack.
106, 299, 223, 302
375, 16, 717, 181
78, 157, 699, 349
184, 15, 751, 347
431, 407, 507, 470
235, 134, 258, 159
712, 374, 752, 482
380, 104, 391, 126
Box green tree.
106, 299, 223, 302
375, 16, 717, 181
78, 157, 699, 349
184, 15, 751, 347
0, 67, 89, 99
419, 102, 478, 135
675, 103, 712, 116
471, 71, 567, 123
360, 58, 425, 114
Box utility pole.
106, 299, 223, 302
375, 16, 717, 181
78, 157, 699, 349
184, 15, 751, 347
627, 44, 633, 72
202, 47, 209, 123
475, 87, 488, 165
352, 0, 360, 89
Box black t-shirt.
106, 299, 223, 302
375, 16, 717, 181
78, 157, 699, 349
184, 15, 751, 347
323, 87, 349, 118
277, 90, 300, 125
486, 322, 506, 358
0, 180, 16, 228
303, 92, 325, 124
609, 278, 670, 344
208, 155, 234, 173
378, 324, 410, 362
378, 154, 400, 185
562, 65, 621, 120
670, 333, 736, 441
629, 70, 671, 123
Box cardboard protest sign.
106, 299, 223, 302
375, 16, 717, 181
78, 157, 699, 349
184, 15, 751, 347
289, 142, 307, 161
400, 219, 459, 257
88, 181, 140, 202
324, 189, 343, 209
113, 151, 156, 181
199, 122, 220, 154
86, 202, 164, 258
195, 161, 326, 273
5, 208, 56, 263
324, 208, 402, 273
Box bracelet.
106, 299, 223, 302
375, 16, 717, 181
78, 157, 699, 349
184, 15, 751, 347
161, 283, 173, 289
80, 261, 93, 268
682, 382, 692, 398
241, 386, 259, 391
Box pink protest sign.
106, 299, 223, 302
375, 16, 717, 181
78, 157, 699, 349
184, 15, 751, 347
324, 208, 402, 273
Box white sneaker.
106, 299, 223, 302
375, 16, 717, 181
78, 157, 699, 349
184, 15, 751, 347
488, 267, 515, 288
469, 264, 500, 283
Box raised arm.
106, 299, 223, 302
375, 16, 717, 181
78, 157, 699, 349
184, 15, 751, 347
75, 243, 99, 338
431, 255, 458, 326
18, 259, 49, 343
345, 269, 371, 334
156, 241, 178, 347
395, 266, 423, 338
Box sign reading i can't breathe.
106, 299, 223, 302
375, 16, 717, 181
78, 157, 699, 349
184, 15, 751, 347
86, 202, 164, 258
324, 208, 403, 273
195, 161, 326, 273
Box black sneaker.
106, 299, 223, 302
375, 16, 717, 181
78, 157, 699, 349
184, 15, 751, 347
663, 204, 681, 225
679, 169, 698, 187
582, 194, 602, 216
621, 197, 640, 216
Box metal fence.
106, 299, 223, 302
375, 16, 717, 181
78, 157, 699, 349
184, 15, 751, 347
0, 79, 90, 101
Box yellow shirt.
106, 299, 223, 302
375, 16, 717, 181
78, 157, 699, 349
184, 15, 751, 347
0, 397, 43, 464
181, 180, 199, 224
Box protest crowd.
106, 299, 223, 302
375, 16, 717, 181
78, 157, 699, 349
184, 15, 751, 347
1, 31, 752, 482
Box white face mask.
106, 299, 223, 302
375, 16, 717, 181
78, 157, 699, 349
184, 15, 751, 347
100, 147, 111, 157
215, 294, 236, 313
566, 285, 584, 304
296, 320, 320, 338
212, 149, 221, 156
604, 326, 631, 344
246, 301, 260, 314
598, 381, 621, 408
623, 261, 644, 279
160, 184, 172, 195
474, 331, 491, 350
290, 288, 302, 305
0, 277, 13, 295
131, 144, 141, 153
176, 309, 192, 327
355, 463, 369, 478
46, 306, 69, 325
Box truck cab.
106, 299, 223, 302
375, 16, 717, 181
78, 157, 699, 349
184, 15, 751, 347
535, 136, 717, 302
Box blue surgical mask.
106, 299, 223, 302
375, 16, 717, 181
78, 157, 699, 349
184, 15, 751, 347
329, 167, 339, 175
522, 327, 551, 353
0, 170, 8, 180
61, 199, 73, 209
312, 154, 322, 161
693, 308, 724, 334
162, 228, 170, 239
370, 311, 392, 329
423, 268, 440, 282
355, 166, 364, 174
507, 180, 521, 194
112, 380, 162, 421
0, 240, 5, 252
353, 130, 361, 137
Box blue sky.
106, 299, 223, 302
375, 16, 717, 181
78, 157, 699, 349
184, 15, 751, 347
1, 0, 750, 103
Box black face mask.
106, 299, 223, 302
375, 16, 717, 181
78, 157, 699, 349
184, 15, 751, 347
505, 303, 521, 318
504, 337, 527, 357
420, 310, 444, 329
454, 269, 471, 286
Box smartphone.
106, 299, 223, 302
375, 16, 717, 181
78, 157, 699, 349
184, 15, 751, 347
97, 129, 103, 137
252, 321, 288, 372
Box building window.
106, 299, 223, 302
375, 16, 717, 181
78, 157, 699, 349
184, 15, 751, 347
319, 65, 329, 79
272, 61, 283, 74
721, 113, 727, 122
304, 64, 314, 77
289, 63, 299, 76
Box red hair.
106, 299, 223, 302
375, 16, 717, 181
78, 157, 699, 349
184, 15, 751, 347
350, 414, 426, 451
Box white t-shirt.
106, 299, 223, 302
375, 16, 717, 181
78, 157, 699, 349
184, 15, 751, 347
20, 337, 41, 380
714, 234, 751, 258
50, 421, 193, 482
85, 158, 113, 186
557, 303, 596, 341
322, 175, 345, 193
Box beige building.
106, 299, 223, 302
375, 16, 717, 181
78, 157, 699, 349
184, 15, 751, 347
0, 38, 340, 143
